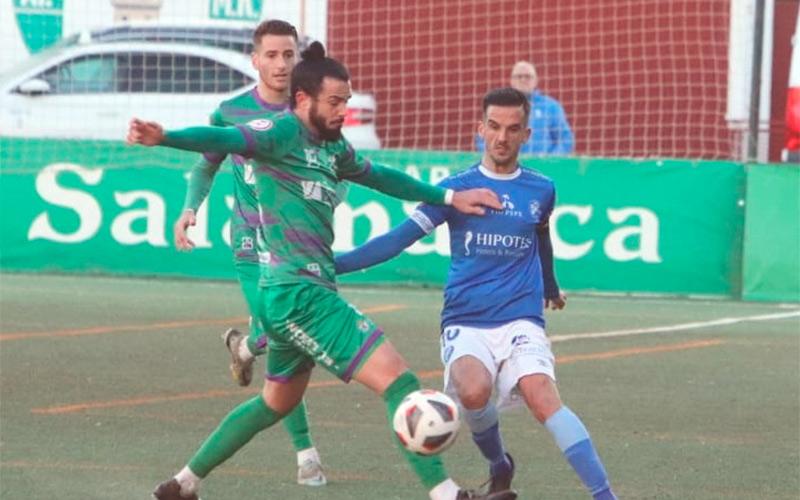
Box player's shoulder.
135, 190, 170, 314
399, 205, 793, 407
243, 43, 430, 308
438, 163, 482, 188
518, 166, 556, 190
220, 86, 257, 108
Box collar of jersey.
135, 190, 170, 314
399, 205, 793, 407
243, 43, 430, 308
250, 87, 290, 112
479, 164, 522, 180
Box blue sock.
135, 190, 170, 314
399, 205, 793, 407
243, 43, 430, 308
464, 404, 511, 476
544, 406, 617, 500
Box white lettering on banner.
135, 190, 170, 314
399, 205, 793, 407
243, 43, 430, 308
604, 207, 662, 263
551, 205, 662, 262
28, 163, 102, 243
110, 191, 168, 246
429, 167, 451, 185
550, 205, 594, 260
23, 163, 662, 264
332, 202, 390, 251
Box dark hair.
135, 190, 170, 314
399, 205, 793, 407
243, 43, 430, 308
252, 19, 298, 46
290, 41, 350, 108
482, 87, 531, 121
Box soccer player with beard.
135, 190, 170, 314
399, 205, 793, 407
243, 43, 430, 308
336, 88, 618, 499
128, 42, 513, 500
171, 19, 326, 486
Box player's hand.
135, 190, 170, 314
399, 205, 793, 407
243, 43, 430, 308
126, 118, 164, 146
451, 188, 502, 215
173, 209, 197, 251
545, 292, 567, 310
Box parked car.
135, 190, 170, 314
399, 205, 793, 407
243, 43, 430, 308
0, 24, 381, 149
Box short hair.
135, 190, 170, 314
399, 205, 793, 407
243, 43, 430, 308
290, 41, 350, 108
482, 87, 531, 122
252, 19, 298, 46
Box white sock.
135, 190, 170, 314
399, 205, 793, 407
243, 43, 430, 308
296, 446, 320, 466
175, 466, 201, 495
237, 334, 254, 361
429, 478, 459, 500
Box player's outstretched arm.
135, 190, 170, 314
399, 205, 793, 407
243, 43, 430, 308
335, 219, 426, 274
352, 163, 502, 214
126, 118, 249, 155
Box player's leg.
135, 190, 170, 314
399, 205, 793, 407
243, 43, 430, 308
227, 226, 326, 485
443, 326, 514, 493
511, 322, 617, 500
265, 284, 516, 500
354, 341, 514, 500
153, 368, 311, 500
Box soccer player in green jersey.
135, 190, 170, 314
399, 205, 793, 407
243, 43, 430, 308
172, 20, 326, 487
129, 42, 514, 500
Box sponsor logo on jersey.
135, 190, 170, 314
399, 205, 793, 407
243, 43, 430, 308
490, 193, 523, 218
463, 231, 533, 257
247, 118, 273, 131
357, 319, 370, 332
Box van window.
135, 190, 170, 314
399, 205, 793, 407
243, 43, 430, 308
116, 52, 252, 93
35, 54, 116, 94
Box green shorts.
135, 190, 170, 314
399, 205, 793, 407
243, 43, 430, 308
259, 283, 385, 383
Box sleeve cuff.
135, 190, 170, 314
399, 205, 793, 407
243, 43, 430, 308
444, 189, 454, 205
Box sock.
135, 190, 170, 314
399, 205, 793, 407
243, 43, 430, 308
296, 446, 320, 466
464, 403, 510, 477
428, 478, 459, 500
235, 261, 267, 356
383, 371, 450, 490
544, 406, 617, 500
239, 326, 256, 361
187, 396, 282, 477
174, 466, 201, 496
282, 398, 314, 452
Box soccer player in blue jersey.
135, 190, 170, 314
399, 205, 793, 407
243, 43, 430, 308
336, 87, 617, 499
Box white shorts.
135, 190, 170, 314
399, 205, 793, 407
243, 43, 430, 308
440, 319, 556, 410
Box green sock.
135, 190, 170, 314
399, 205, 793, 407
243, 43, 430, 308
282, 398, 314, 452
383, 371, 449, 490
235, 261, 268, 356
188, 396, 281, 477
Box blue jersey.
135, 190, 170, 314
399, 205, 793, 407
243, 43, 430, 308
413, 164, 556, 329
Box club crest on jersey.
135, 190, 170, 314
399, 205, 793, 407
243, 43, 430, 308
529, 200, 540, 218
247, 119, 273, 131
357, 319, 371, 333
240, 236, 254, 250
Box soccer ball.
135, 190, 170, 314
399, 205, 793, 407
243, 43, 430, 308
393, 389, 461, 455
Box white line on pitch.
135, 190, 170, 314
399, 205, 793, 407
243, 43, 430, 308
551, 310, 800, 343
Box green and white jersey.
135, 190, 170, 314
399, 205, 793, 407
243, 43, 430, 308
206, 87, 289, 216
238, 112, 369, 289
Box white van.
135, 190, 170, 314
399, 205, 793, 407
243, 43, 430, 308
0, 24, 381, 149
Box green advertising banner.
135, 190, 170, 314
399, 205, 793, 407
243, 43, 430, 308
1, 139, 748, 296
742, 165, 800, 302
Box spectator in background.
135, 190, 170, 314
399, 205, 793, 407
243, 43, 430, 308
477, 61, 574, 155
